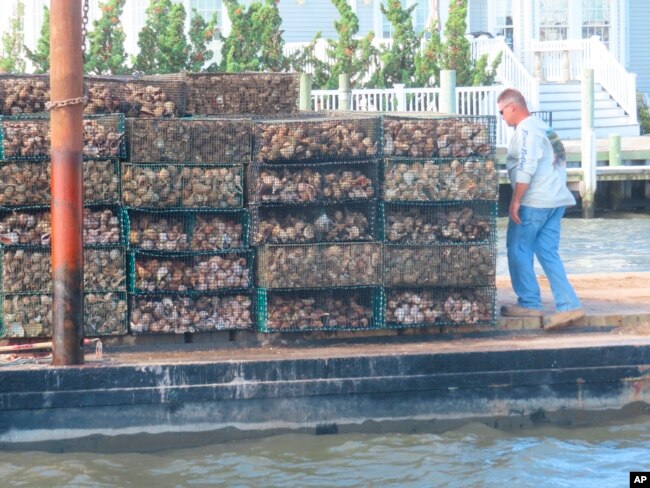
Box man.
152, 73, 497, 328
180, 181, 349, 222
497, 88, 585, 331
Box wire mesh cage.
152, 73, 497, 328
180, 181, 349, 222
249, 200, 378, 246
129, 249, 253, 294
1, 291, 128, 338
256, 286, 384, 332
84, 75, 185, 117
129, 291, 253, 334
0, 74, 49, 115
0, 206, 124, 247
383, 242, 497, 287
246, 159, 378, 205
381, 200, 497, 244
84, 291, 129, 336
121, 163, 244, 209
1, 245, 126, 293
184, 72, 300, 116
126, 117, 252, 164
256, 242, 382, 289
83, 206, 125, 246
2, 293, 52, 338
0, 159, 121, 207
384, 286, 496, 328
0, 113, 125, 161
252, 113, 381, 163
382, 158, 499, 202
126, 208, 248, 252
382, 114, 496, 159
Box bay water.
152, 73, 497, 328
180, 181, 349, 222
1, 212, 649, 487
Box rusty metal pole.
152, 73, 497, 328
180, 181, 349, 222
50, 0, 84, 365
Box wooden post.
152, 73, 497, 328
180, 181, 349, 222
338, 73, 351, 111
299, 73, 312, 111
580, 68, 596, 219
50, 0, 85, 365
560, 50, 571, 82
608, 134, 624, 210
608, 134, 621, 166
393, 83, 406, 111
439, 70, 456, 114
533, 51, 543, 80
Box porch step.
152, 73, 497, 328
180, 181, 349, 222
556, 125, 640, 140
538, 82, 639, 140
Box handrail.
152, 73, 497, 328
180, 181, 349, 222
584, 37, 638, 123
311, 85, 512, 147
470, 37, 539, 111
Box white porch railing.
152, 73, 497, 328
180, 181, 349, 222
527, 37, 637, 122
471, 37, 540, 111
312, 85, 513, 147
584, 37, 638, 123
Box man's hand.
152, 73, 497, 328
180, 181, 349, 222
510, 182, 529, 225
509, 199, 521, 224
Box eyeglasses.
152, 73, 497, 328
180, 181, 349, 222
499, 102, 513, 116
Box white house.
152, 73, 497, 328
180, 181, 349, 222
1, 0, 645, 138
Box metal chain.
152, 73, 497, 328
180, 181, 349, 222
45, 96, 89, 111
82, 0, 90, 56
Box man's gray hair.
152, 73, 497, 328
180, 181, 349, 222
497, 88, 528, 110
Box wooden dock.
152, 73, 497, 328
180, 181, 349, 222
497, 135, 650, 184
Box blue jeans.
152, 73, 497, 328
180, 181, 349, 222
506, 206, 581, 311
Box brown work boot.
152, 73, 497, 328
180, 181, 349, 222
500, 304, 543, 318
543, 309, 586, 331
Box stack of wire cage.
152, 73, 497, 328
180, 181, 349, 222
0, 100, 128, 338
250, 112, 384, 332
124, 115, 254, 335
380, 113, 499, 330
0, 72, 502, 341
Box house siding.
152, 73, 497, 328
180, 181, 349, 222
356, 2, 375, 36
469, 0, 488, 34
627, 0, 650, 94
278, 3, 340, 42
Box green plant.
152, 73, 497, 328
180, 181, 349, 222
133, 0, 189, 74
319, 0, 377, 89
0, 0, 26, 73
187, 8, 218, 72
414, 0, 501, 87
85, 0, 129, 75
637, 92, 650, 135
220, 0, 285, 72
375, 0, 422, 87
24, 5, 50, 74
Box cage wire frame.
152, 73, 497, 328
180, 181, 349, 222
128, 248, 254, 295
0, 204, 127, 248
125, 207, 249, 252
0, 113, 125, 161
252, 112, 382, 164
246, 158, 379, 206
84, 74, 186, 118
256, 241, 383, 289
383, 241, 497, 288
128, 290, 254, 335
382, 157, 499, 203
120, 162, 244, 210
1, 290, 129, 338
126, 116, 252, 164
384, 285, 497, 329
256, 285, 384, 333
382, 113, 497, 160
249, 199, 380, 246
0, 159, 121, 209
183, 72, 300, 116
379, 200, 498, 245
0, 73, 50, 115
